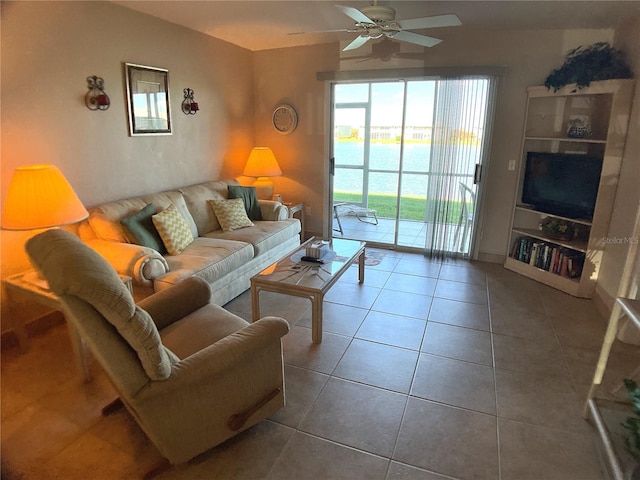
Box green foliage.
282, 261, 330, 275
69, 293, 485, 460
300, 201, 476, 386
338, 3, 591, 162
623, 379, 640, 461
334, 192, 467, 223
540, 217, 574, 236
544, 42, 633, 92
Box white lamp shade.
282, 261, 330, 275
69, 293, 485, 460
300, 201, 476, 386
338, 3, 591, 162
243, 147, 282, 178
1, 164, 89, 230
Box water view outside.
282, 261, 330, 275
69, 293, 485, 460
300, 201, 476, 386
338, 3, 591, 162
332, 79, 491, 252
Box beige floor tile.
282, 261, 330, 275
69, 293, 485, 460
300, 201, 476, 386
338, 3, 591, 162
371, 290, 433, 319
422, 322, 493, 366
383, 272, 438, 296
393, 258, 442, 278
428, 297, 490, 331
495, 369, 589, 434
355, 311, 427, 350
499, 418, 604, 480
438, 263, 487, 285
412, 354, 496, 415
333, 339, 419, 393
299, 378, 406, 457
167, 421, 294, 480
490, 303, 555, 341
493, 333, 569, 378
282, 326, 351, 374
325, 283, 382, 309
386, 462, 454, 480
394, 398, 498, 480
548, 312, 607, 350
266, 431, 389, 479
340, 266, 392, 288
435, 279, 488, 304
269, 366, 329, 428
297, 302, 368, 336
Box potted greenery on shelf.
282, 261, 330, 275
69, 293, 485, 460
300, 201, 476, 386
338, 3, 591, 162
540, 217, 574, 241
545, 42, 633, 92
623, 379, 640, 479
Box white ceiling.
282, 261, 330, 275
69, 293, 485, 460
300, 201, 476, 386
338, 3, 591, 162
113, 1, 640, 52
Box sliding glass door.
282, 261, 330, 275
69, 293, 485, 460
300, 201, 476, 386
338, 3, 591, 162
331, 76, 496, 257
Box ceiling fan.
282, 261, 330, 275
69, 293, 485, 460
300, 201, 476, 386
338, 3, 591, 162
343, 37, 426, 63
291, 2, 462, 51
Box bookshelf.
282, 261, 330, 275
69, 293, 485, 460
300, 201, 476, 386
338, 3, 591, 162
505, 79, 635, 297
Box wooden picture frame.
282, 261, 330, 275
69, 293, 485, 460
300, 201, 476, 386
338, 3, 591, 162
125, 63, 172, 136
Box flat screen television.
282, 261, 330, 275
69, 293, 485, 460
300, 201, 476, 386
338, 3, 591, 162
522, 152, 603, 220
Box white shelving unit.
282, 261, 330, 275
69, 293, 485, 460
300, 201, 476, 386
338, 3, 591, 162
505, 79, 635, 297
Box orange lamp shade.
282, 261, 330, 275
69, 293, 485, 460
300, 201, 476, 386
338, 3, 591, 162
242, 147, 282, 178
1, 164, 89, 230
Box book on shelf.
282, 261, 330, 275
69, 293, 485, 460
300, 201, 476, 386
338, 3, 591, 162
510, 236, 584, 278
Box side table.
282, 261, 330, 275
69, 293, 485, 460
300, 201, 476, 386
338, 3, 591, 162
286, 202, 305, 239
3, 269, 133, 382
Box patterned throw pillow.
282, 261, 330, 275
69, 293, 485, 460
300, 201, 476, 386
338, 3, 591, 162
152, 203, 194, 255
208, 198, 254, 232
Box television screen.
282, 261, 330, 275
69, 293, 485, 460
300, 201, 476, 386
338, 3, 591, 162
522, 152, 603, 219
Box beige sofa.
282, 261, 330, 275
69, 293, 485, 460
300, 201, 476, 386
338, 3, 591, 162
78, 180, 301, 304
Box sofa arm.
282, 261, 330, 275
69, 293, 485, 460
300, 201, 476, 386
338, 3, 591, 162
258, 200, 288, 221
137, 277, 211, 330
84, 239, 169, 287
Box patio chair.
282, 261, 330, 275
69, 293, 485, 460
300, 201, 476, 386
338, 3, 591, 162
333, 202, 378, 235
454, 182, 475, 252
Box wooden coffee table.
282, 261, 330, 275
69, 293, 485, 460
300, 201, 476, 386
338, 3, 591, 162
251, 237, 366, 343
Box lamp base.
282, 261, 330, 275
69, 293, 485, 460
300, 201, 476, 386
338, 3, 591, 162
253, 177, 274, 200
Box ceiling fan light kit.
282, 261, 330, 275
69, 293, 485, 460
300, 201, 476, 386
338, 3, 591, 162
333, 3, 461, 52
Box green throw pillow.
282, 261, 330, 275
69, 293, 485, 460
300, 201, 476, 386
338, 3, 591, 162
227, 185, 262, 221
121, 204, 167, 254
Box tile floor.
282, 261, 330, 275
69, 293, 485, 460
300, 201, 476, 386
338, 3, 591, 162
2, 249, 639, 480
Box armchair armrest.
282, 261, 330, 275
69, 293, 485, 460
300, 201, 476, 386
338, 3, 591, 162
258, 200, 288, 221
139, 316, 289, 393
137, 277, 211, 330
84, 239, 169, 287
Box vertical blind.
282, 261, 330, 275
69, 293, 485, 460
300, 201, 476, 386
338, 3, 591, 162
424, 76, 498, 258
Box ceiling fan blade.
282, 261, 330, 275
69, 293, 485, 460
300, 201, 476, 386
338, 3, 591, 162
343, 35, 371, 51
393, 31, 442, 48
335, 5, 374, 24
398, 14, 462, 31
288, 28, 354, 36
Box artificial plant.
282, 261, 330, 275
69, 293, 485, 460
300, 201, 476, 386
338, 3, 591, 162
544, 42, 633, 92
623, 378, 640, 462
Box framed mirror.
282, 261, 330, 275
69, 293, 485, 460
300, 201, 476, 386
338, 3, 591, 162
125, 63, 172, 136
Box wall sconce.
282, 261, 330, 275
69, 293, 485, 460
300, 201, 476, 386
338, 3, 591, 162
85, 75, 110, 111
182, 88, 199, 115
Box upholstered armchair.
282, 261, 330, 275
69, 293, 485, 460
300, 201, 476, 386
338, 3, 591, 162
25, 229, 289, 476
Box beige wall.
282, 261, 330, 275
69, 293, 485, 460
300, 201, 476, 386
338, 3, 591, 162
1, 1, 255, 326
595, 16, 640, 313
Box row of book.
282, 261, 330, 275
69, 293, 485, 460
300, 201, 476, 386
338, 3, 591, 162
510, 236, 584, 278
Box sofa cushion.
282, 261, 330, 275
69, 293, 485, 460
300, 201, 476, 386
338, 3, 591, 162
89, 197, 148, 243
25, 229, 177, 381
178, 181, 228, 235
157, 238, 255, 289
209, 199, 254, 232
205, 218, 300, 256
160, 303, 250, 359
121, 203, 167, 254
228, 185, 262, 221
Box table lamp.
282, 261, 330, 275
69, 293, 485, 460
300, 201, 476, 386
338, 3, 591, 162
242, 147, 282, 200
2, 164, 89, 230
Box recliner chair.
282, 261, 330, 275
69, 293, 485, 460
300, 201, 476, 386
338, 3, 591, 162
25, 229, 289, 477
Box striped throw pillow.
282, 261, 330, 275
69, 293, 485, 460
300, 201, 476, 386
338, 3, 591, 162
152, 203, 194, 255
208, 198, 254, 232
